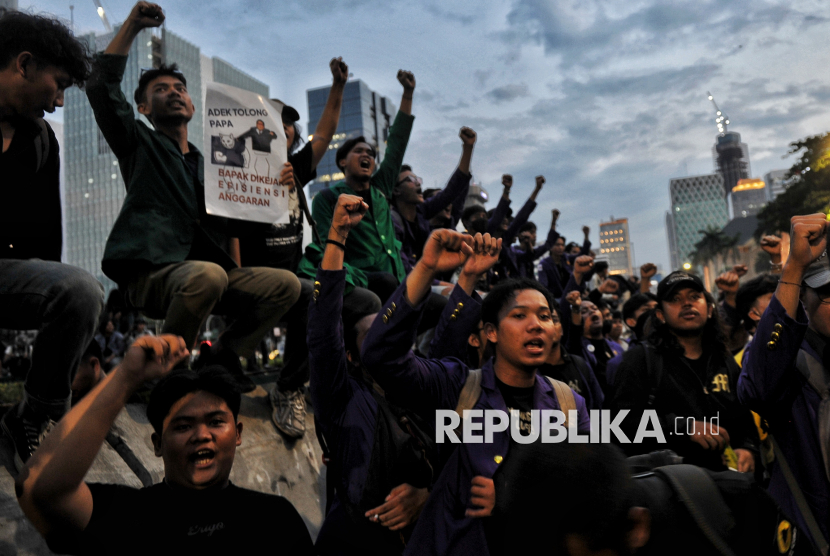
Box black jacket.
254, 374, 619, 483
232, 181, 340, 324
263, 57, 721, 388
610, 342, 757, 470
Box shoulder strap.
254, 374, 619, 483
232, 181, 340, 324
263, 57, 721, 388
771, 435, 829, 556
546, 377, 575, 428
455, 369, 483, 418
796, 349, 830, 484
34, 118, 50, 173
655, 464, 738, 556
643, 342, 663, 408
796, 349, 830, 398
390, 207, 404, 232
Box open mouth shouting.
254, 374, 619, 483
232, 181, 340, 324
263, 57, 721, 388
524, 338, 546, 356
190, 448, 216, 467
359, 157, 373, 170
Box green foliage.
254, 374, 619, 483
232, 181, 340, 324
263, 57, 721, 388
755, 132, 830, 238
690, 226, 739, 267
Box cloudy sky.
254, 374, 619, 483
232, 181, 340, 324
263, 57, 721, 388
26, 0, 830, 270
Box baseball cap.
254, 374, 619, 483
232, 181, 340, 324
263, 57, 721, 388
803, 250, 830, 289
656, 271, 705, 302
270, 98, 301, 124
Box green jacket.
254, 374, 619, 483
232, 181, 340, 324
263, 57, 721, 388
86, 54, 235, 285
297, 111, 414, 290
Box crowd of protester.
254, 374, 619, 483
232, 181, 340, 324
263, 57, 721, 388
2, 2, 829, 555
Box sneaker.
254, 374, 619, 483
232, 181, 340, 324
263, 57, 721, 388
194, 342, 256, 394
270, 387, 306, 438
1, 403, 56, 472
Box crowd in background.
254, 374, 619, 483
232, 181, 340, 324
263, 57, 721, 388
2, 3, 830, 555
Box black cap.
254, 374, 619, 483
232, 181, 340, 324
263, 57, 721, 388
656, 271, 705, 302
270, 98, 300, 124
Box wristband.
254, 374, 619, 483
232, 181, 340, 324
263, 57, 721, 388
326, 239, 346, 251
769, 262, 783, 272
778, 279, 802, 288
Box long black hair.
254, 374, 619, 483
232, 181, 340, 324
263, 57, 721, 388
648, 291, 729, 359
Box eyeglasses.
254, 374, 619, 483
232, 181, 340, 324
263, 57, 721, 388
397, 175, 423, 187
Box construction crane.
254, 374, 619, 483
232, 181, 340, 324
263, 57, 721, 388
92, 0, 112, 32
707, 92, 730, 135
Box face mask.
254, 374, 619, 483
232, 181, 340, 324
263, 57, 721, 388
469, 219, 487, 234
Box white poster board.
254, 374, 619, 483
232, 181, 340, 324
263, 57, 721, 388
203, 82, 290, 223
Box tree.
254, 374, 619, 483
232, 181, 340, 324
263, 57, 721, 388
756, 132, 830, 238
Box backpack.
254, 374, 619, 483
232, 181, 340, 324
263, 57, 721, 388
630, 452, 810, 556
453, 368, 577, 427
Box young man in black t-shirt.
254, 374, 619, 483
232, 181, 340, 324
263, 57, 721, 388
16, 334, 314, 555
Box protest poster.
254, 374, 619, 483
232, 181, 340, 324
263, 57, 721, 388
203, 82, 290, 224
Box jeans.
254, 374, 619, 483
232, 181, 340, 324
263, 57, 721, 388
0, 260, 104, 419
125, 261, 301, 357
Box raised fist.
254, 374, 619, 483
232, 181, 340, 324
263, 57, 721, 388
535, 175, 545, 189
551, 209, 560, 222
786, 214, 828, 273
598, 279, 619, 294
502, 174, 513, 189
565, 290, 582, 308
459, 127, 477, 146
573, 255, 593, 276
128, 2, 165, 29
462, 233, 502, 277
331, 194, 369, 238
640, 263, 657, 280
715, 271, 740, 294
330, 57, 348, 84
732, 264, 748, 278
419, 229, 474, 274
121, 334, 188, 386
397, 70, 416, 91
582, 226, 590, 237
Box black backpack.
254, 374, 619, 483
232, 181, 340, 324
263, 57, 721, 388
630, 451, 812, 556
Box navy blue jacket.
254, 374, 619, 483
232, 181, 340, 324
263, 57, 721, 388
361, 280, 590, 555
738, 295, 829, 547
309, 268, 419, 555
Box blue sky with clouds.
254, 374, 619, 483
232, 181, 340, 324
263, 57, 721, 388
26, 0, 830, 270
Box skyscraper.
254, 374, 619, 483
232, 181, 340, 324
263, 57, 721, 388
598, 218, 632, 276
730, 178, 767, 218
64, 26, 267, 292
666, 173, 729, 269
305, 80, 396, 195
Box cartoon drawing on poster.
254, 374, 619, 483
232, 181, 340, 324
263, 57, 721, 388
204, 82, 289, 224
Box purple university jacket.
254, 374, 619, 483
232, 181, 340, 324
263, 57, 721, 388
361, 281, 590, 556
739, 295, 829, 548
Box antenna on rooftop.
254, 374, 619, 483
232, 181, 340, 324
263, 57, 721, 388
92, 0, 112, 32
706, 92, 730, 136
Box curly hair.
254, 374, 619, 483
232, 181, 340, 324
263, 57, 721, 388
0, 9, 92, 86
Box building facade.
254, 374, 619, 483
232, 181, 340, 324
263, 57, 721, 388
598, 218, 632, 276
305, 80, 396, 195
666, 173, 729, 269
730, 178, 767, 218
64, 26, 267, 292
712, 131, 750, 197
